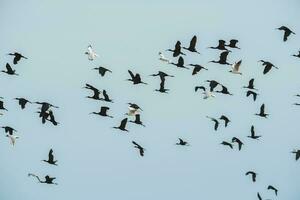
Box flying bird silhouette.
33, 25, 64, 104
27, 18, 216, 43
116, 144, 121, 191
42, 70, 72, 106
113, 118, 129, 132
132, 141, 145, 156
219, 115, 230, 127
208, 40, 229, 51
90, 106, 113, 118
225, 39, 240, 49
84, 83, 101, 100
127, 70, 147, 85
220, 141, 233, 149
2, 63, 18, 75
243, 78, 258, 90
166, 41, 186, 57
28, 173, 58, 185
170, 56, 188, 69
189, 64, 208, 75
255, 104, 269, 118
206, 116, 219, 131
292, 51, 300, 58
258, 60, 278, 74
176, 138, 189, 146
248, 125, 261, 140
93, 66, 112, 77
291, 149, 300, 161
246, 90, 258, 101
209, 51, 231, 65
245, 171, 257, 182
276, 26, 295, 41
42, 149, 58, 166
129, 114, 145, 127
14, 97, 32, 109
183, 35, 200, 54
267, 185, 278, 196
8, 52, 28, 64
232, 137, 244, 150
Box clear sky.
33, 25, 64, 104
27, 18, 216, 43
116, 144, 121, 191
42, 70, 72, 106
0, 0, 300, 199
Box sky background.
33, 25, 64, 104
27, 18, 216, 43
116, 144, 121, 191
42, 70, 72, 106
0, 0, 300, 199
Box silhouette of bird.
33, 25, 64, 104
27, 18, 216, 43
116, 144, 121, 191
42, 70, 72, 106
170, 56, 188, 69
219, 115, 230, 127
216, 85, 233, 95
229, 60, 242, 75
189, 64, 208, 75
246, 90, 258, 101
150, 71, 174, 81
14, 97, 32, 109
90, 106, 113, 118
35, 102, 58, 118
93, 66, 112, 77
166, 41, 186, 57
291, 149, 300, 161
183, 35, 200, 54
127, 70, 147, 85
259, 60, 278, 74
2, 63, 18, 75
276, 26, 295, 41
113, 118, 129, 132
129, 114, 145, 127
209, 51, 231, 65
195, 86, 215, 99
225, 39, 240, 49
220, 141, 233, 149
2, 126, 17, 135
6, 134, 19, 146
0, 100, 8, 111
232, 137, 243, 150
267, 185, 278, 196
255, 104, 268, 118
248, 126, 261, 140
85, 45, 98, 60
257, 192, 262, 200
100, 90, 113, 103
208, 40, 229, 51
42, 149, 58, 166
245, 171, 257, 182
206, 116, 219, 131
176, 138, 189, 146
158, 52, 172, 63
206, 80, 220, 92
132, 141, 145, 156
84, 83, 101, 100
28, 173, 58, 185
243, 78, 258, 90
292, 51, 300, 58
8, 52, 28, 64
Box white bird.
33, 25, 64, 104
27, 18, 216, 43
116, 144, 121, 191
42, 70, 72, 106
158, 52, 171, 64
85, 45, 99, 61
126, 103, 142, 116
6, 134, 19, 146
195, 86, 215, 99
229, 60, 242, 75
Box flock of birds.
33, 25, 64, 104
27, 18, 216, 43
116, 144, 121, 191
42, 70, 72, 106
1, 25, 300, 199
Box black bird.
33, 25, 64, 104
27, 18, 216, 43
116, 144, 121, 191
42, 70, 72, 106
129, 114, 145, 127
28, 173, 57, 185
206, 80, 220, 92
93, 66, 112, 77
220, 141, 233, 149
246, 90, 258, 101
189, 64, 208, 75
176, 138, 189, 146
219, 115, 230, 127
155, 80, 169, 93
127, 70, 147, 85
150, 71, 174, 81
83, 84, 101, 100
248, 125, 261, 140
90, 106, 113, 118
206, 116, 219, 131
132, 141, 145, 156
291, 149, 300, 161
225, 39, 240, 49
35, 102, 58, 117
232, 137, 244, 151
216, 85, 233, 95
257, 192, 262, 200
255, 104, 268, 118
166, 41, 186, 57
245, 171, 257, 182
42, 149, 58, 166
2, 126, 17, 135
208, 40, 229, 51
100, 90, 113, 103
243, 78, 258, 90
292, 51, 300, 58
8, 52, 27, 64
267, 185, 278, 196
183, 35, 200, 54
258, 60, 278, 74
276, 26, 295, 41
113, 118, 129, 132
128, 103, 142, 111
0, 100, 8, 111
170, 56, 188, 69
195, 86, 215, 99
14, 97, 32, 109
2, 63, 18, 75
209, 51, 231, 65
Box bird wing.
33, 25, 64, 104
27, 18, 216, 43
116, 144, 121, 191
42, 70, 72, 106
128, 70, 135, 79
120, 118, 128, 129
192, 66, 200, 75
283, 30, 291, 42
213, 119, 219, 130
132, 141, 139, 147
220, 51, 229, 61
189, 35, 197, 49
249, 78, 254, 88
195, 86, 206, 92
263, 65, 272, 74
178, 56, 184, 66
178, 138, 184, 143
6, 63, 13, 72
260, 104, 265, 114
48, 149, 54, 162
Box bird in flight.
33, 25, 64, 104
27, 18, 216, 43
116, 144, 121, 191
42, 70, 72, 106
216, 84, 233, 95
292, 51, 300, 58
42, 149, 58, 166
209, 51, 231, 65
232, 137, 244, 151
219, 115, 230, 127
176, 138, 189, 146
93, 66, 112, 77
206, 80, 220, 92
208, 40, 229, 51
206, 116, 219, 131
127, 103, 142, 116
28, 173, 58, 185
85, 45, 98, 61
246, 90, 258, 101
127, 70, 147, 85
166, 41, 186, 57
158, 52, 172, 64
100, 90, 113, 103
90, 106, 113, 118
229, 60, 242, 75
183, 35, 200, 54
0, 99, 8, 111
170, 56, 189, 69
129, 114, 145, 127
132, 141, 145, 157
195, 86, 215, 99
220, 141, 233, 149
276, 26, 295, 42
258, 60, 278, 74
2, 126, 17, 135
189, 64, 208, 75
84, 83, 101, 100
243, 79, 258, 90
257, 192, 262, 200
291, 149, 300, 161
8, 52, 28, 64
245, 171, 257, 182
225, 39, 240, 49
113, 118, 129, 132
1, 63, 18, 75
255, 104, 269, 118
14, 97, 32, 109
248, 125, 261, 140
267, 185, 278, 196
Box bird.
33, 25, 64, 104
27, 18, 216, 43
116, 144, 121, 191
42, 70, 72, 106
209, 51, 231, 65
85, 45, 98, 60
216, 85, 233, 95
220, 141, 233, 149
132, 141, 145, 156
267, 185, 278, 196
243, 78, 258, 90
291, 149, 300, 161
245, 171, 257, 182
127, 103, 142, 116
176, 138, 189, 146
14, 97, 32, 109
166, 41, 186, 57
83, 83, 101, 100
258, 60, 278, 74
208, 40, 229, 51
90, 106, 113, 118
2, 126, 17, 135
28, 173, 58, 185
93, 66, 112, 77
1, 63, 18, 75
246, 90, 258, 101
183, 35, 200, 54
129, 114, 145, 127
170, 56, 188, 69
257, 192, 262, 200
127, 70, 147, 85
189, 64, 208, 75
206, 116, 219, 131
150, 71, 174, 81
42, 149, 58, 166
113, 118, 129, 132
6, 134, 19, 146
229, 60, 242, 75
232, 137, 243, 151
206, 80, 220, 92
195, 86, 215, 99
248, 126, 261, 140
276, 26, 295, 41
100, 90, 113, 103
255, 104, 269, 118
219, 115, 230, 127
155, 80, 169, 93
8, 52, 28, 64
292, 51, 300, 58
0, 100, 8, 111
158, 52, 172, 63
35, 102, 58, 118
225, 39, 240, 49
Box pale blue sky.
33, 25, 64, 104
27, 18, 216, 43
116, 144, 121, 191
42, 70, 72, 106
0, 0, 300, 199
